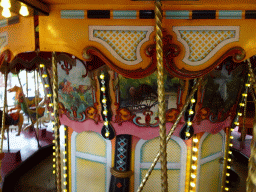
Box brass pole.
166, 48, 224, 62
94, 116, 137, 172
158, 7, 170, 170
137, 77, 203, 192
155, 0, 168, 191
0, 65, 8, 191
52, 52, 62, 192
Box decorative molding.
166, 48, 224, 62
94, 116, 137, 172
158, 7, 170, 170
89, 26, 154, 65
173, 26, 240, 66
61, 10, 85, 19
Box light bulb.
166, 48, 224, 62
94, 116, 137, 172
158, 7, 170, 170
192, 156, 197, 161
19, 3, 29, 16
189, 110, 194, 115
1, 0, 10, 8
102, 99, 107, 103
187, 121, 192, 126
191, 99, 196, 103
100, 74, 104, 79
104, 121, 108, 126
190, 182, 196, 187
238, 113, 242, 116
191, 174, 196, 178
192, 165, 197, 170
193, 138, 198, 143
185, 132, 190, 137
2, 7, 10, 18
193, 147, 198, 152
101, 87, 105, 92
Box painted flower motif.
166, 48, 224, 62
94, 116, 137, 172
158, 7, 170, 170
62, 81, 73, 94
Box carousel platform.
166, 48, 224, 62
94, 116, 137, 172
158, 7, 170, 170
0, 121, 54, 191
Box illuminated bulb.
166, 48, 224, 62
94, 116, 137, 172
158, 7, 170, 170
228, 151, 232, 154
193, 147, 198, 152
192, 156, 197, 161
64, 144, 67, 146
64, 166, 67, 170
192, 165, 197, 170
63, 190, 67, 192
100, 74, 105, 79
239, 103, 245, 107
230, 128, 234, 132
63, 151, 67, 155
47, 94, 52, 97
191, 99, 196, 103
64, 174, 67, 178
187, 121, 192, 126
193, 138, 198, 143
42, 74, 48, 78
246, 83, 251, 87
104, 121, 108, 126
229, 143, 233, 147
226, 181, 229, 184
102, 99, 107, 103
2, 7, 10, 18
63, 159, 67, 162
190, 182, 196, 187
191, 174, 196, 179
1, 0, 11, 8
45, 84, 50, 88
242, 93, 247, 97
225, 188, 229, 191
230, 136, 234, 139
40, 64, 45, 68
19, 3, 29, 16
53, 152, 56, 155
101, 87, 105, 92
228, 158, 231, 162
234, 122, 239, 126
186, 132, 190, 137
248, 74, 251, 77
49, 103, 53, 106
227, 166, 231, 169
105, 131, 110, 137
64, 127, 67, 131
53, 170, 55, 174
189, 110, 194, 115
103, 110, 108, 115
226, 173, 230, 176
51, 113, 54, 116
53, 146, 55, 149
64, 181, 67, 185
53, 140, 56, 143
53, 158, 56, 162
238, 113, 242, 116
53, 164, 55, 168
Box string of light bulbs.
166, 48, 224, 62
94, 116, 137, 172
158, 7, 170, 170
0, 0, 29, 18
189, 136, 199, 191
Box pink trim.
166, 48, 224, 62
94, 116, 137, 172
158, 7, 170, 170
60, 115, 231, 140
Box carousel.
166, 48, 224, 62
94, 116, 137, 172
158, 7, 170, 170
0, 0, 256, 192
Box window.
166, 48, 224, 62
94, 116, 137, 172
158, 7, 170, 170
134, 136, 187, 192
71, 131, 112, 192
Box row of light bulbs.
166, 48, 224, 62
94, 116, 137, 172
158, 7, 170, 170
224, 75, 250, 191
100, 73, 111, 138
1, 0, 29, 18
189, 136, 199, 191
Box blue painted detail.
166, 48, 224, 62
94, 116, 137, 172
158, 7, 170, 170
61, 10, 85, 19
113, 10, 136, 19
219, 10, 242, 19
166, 10, 190, 19
0, 19, 7, 28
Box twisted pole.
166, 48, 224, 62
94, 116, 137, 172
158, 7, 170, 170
137, 77, 203, 192
155, 0, 168, 191
52, 52, 62, 192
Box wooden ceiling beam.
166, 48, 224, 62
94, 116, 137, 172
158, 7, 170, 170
17, 0, 50, 15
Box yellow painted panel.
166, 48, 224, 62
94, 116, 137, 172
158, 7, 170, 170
76, 131, 106, 157
141, 137, 181, 163
0, 16, 34, 59
76, 158, 106, 192
201, 133, 223, 159
198, 159, 221, 192
141, 169, 180, 192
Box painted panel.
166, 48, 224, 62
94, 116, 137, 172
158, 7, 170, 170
116, 71, 181, 127
58, 59, 95, 122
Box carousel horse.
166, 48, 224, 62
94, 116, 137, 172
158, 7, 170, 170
8, 86, 45, 130
0, 110, 24, 139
